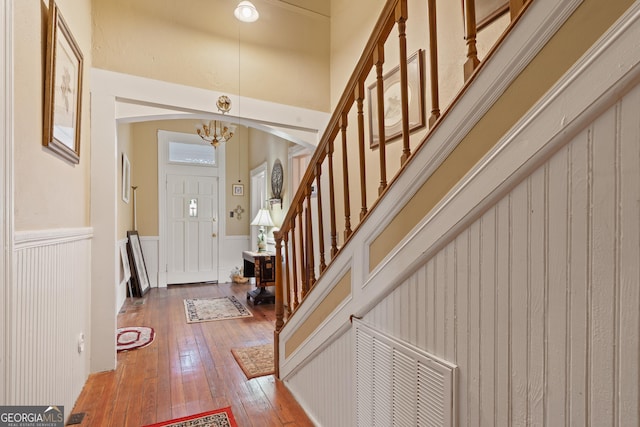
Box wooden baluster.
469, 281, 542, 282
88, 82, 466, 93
340, 113, 352, 240
297, 207, 307, 297
283, 231, 293, 314
396, 0, 411, 165
274, 232, 283, 379
275, 232, 284, 332
374, 43, 388, 195
305, 187, 316, 288
289, 215, 299, 309
327, 140, 338, 258
356, 81, 368, 220
427, 0, 440, 127
315, 163, 327, 272
463, 0, 480, 81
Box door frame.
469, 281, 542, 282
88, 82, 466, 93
250, 162, 267, 252
158, 130, 226, 287
1, 0, 13, 403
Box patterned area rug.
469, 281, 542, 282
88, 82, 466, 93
184, 296, 253, 323
142, 407, 238, 427
231, 344, 274, 379
116, 326, 155, 352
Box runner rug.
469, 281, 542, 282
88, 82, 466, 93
231, 343, 275, 379
116, 326, 155, 352
142, 407, 238, 427
184, 296, 253, 323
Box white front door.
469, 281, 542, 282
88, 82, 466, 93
166, 174, 219, 284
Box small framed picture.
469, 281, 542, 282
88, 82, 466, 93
43, 0, 84, 164
232, 183, 244, 196
122, 153, 130, 203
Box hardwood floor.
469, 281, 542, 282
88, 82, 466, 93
71, 282, 314, 426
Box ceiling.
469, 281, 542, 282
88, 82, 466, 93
265, 0, 330, 18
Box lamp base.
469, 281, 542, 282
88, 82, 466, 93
256, 227, 266, 252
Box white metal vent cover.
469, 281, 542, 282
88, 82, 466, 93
353, 319, 457, 427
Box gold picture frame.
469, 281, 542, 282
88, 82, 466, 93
43, 0, 83, 164
368, 49, 425, 149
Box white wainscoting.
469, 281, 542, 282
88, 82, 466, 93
367, 85, 640, 423
286, 330, 353, 427
220, 235, 251, 282
11, 228, 92, 413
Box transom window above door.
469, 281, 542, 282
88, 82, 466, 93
169, 141, 216, 166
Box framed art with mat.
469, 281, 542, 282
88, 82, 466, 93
127, 230, 151, 297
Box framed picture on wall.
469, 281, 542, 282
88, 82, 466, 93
127, 231, 151, 297
43, 0, 84, 164
232, 184, 244, 196
368, 49, 425, 149
122, 153, 131, 203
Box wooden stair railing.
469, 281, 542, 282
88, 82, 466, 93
273, 0, 529, 378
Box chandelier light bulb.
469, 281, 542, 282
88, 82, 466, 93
234, 1, 259, 23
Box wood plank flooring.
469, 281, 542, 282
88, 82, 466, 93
71, 282, 314, 426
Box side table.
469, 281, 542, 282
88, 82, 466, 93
242, 250, 276, 304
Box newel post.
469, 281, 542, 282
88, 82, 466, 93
274, 230, 284, 378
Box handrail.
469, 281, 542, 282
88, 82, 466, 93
273, 0, 529, 378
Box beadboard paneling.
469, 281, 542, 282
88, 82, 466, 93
286, 330, 353, 427
11, 229, 92, 413
365, 83, 640, 425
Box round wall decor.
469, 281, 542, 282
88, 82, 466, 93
271, 159, 283, 200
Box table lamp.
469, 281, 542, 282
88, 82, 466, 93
251, 208, 275, 252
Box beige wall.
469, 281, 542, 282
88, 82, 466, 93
248, 128, 290, 229
91, 0, 331, 112
126, 119, 288, 237
225, 126, 251, 236
14, 0, 92, 231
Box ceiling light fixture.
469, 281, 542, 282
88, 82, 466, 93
234, 1, 259, 23
196, 95, 236, 148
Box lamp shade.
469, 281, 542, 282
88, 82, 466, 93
234, 1, 259, 22
251, 208, 274, 227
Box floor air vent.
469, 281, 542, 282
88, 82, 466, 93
354, 319, 457, 427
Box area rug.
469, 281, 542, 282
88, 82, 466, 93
116, 326, 155, 352
142, 407, 238, 427
231, 343, 274, 379
184, 296, 253, 324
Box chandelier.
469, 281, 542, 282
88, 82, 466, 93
196, 95, 236, 148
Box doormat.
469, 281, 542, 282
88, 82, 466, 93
116, 326, 155, 352
142, 406, 238, 427
183, 296, 253, 323
231, 343, 274, 379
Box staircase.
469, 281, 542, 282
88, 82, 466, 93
272, 0, 640, 425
